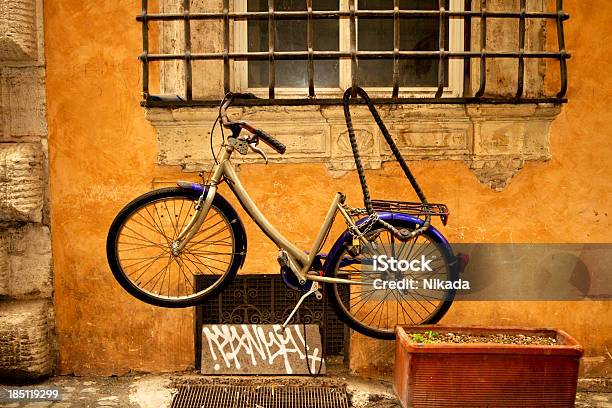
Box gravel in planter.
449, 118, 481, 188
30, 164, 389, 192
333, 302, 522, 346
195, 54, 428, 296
409, 331, 558, 345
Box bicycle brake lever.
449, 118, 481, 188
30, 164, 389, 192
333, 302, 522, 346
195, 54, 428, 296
249, 142, 268, 164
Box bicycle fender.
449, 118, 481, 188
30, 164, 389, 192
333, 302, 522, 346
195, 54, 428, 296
323, 212, 453, 276
176, 181, 248, 268
177, 181, 206, 194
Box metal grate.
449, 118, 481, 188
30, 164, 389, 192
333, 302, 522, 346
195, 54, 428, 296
195, 274, 349, 369
170, 384, 350, 408
370, 199, 450, 225
137, 0, 570, 106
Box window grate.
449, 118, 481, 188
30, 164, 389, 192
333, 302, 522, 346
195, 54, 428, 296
137, 0, 570, 106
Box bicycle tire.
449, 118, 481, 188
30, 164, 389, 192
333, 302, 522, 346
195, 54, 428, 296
324, 216, 458, 340
106, 187, 246, 308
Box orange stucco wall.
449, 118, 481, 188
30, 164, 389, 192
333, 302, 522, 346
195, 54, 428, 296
45, 1, 611, 375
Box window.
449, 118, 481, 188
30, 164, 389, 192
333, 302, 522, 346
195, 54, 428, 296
234, 0, 464, 97
139, 1, 570, 105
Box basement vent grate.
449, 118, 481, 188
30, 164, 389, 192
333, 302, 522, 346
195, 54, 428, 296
170, 384, 350, 408
195, 274, 349, 369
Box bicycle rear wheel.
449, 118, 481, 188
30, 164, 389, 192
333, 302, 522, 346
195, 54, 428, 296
106, 187, 245, 307
325, 217, 457, 340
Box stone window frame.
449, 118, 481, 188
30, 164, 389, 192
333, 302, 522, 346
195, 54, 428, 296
232, 0, 465, 99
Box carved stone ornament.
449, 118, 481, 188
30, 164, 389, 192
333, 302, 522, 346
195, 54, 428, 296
146, 103, 561, 191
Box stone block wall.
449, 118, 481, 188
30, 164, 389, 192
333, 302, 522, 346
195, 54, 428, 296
0, 0, 53, 379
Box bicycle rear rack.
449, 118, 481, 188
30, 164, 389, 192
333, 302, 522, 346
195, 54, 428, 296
370, 199, 450, 226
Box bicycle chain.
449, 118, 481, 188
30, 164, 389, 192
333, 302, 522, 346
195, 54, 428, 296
347, 211, 380, 238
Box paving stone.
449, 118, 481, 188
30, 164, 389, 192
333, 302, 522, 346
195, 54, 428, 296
1, 373, 609, 408
22, 402, 51, 408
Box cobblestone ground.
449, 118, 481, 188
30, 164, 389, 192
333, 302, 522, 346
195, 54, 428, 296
0, 372, 610, 408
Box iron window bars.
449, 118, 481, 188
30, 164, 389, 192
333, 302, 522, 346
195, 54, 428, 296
137, 0, 570, 107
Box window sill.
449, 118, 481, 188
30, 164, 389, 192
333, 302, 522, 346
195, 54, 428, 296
146, 103, 562, 191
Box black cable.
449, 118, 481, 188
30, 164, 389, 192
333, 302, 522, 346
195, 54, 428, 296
303, 320, 324, 377
342, 89, 374, 214
209, 115, 220, 165
342, 86, 430, 213
210, 93, 232, 165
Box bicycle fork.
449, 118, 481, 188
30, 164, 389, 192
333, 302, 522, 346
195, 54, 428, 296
172, 183, 217, 255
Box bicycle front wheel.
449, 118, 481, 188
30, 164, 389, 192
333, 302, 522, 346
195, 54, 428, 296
106, 187, 245, 307
325, 217, 458, 340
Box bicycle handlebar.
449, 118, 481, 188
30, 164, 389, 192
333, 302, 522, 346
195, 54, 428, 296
253, 128, 287, 154
219, 93, 287, 155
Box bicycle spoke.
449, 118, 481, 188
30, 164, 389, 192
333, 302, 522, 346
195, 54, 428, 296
118, 242, 168, 252
140, 255, 174, 291
119, 230, 163, 248
175, 257, 197, 293
128, 216, 168, 240
181, 252, 217, 276
394, 288, 426, 321
163, 200, 178, 237
145, 206, 171, 245
142, 206, 168, 239
122, 225, 167, 249
123, 255, 167, 270
126, 251, 169, 280
390, 288, 417, 325
183, 251, 229, 273
184, 253, 230, 265
186, 225, 230, 247
188, 240, 233, 249
150, 258, 170, 295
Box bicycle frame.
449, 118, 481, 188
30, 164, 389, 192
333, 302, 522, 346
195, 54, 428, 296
174, 145, 359, 286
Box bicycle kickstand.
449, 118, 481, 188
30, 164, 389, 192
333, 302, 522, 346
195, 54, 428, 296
282, 282, 322, 329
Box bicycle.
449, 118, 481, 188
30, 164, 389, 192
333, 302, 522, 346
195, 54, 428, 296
106, 88, 466, 340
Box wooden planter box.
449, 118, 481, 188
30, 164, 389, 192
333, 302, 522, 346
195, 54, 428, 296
394, 325, 583, 408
